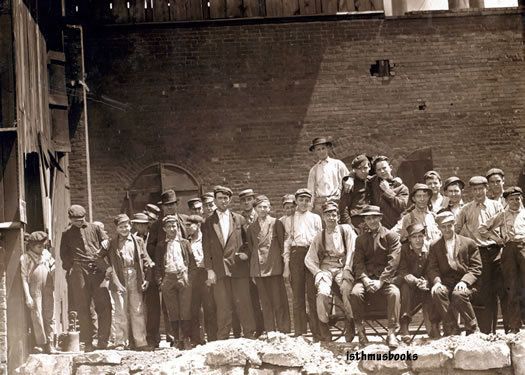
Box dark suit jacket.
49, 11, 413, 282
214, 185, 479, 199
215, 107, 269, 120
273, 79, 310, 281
247, 216, 285, 277
353, 225, 401, 284
367, 175, 409, 229
396, 242, 430, 287
202, 210, 249, 278
146, 213, 188, 259
338, 174, 370, 225
427, 234, 482, 288
154, 238, 196, 282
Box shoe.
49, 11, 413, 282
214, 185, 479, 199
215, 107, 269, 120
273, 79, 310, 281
357, 328, 369, 346
429, 323, 441, 339
386, 333, 399, 349
399, 317, 410, 337
465, 326, 480, 336
96, 342, 108, 350
32, 346, 44, 354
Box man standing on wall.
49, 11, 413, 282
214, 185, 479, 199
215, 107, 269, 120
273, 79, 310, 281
486, 168, 506, 207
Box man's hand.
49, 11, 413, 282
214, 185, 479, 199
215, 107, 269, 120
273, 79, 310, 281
25, 296, 34, 310
207, 269, 217, 285
416, 278, 429, 291
237, 253, 248, 261
101, 239, 109, 250
379, 179, 391, 192
141, 280, 150, 292
181, 272, 189, 287
494, 237, 505, 246
431, 282, 445, 296
282, 266, 290, 281
454, 281, 467, 292
366, 280, 381, 293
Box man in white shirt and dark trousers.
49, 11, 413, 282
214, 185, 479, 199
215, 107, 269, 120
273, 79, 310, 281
282, 188, 323, 340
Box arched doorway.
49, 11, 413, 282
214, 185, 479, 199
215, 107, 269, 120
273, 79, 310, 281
123, 163, 201, 216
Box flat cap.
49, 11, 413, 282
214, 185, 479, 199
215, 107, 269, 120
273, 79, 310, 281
68, 204, 86, 218
309, 137, 334, 152
201, 192, 215, 203
406, 223, 426, 237
358, 205, 383, 216
351, 154, 369, 169
503, 186, 523, 199
486, 168, 505, 179
145, 203, 161, 215
238, 189, 256, 199
282, 194, 296, 206
424, 170, 441, 181
162, 215, 178, 225
253, 195, 270, 207
322, 201, 339, 213
131, 213, 149, 223
27, 231, 48, 244
187, 198, 203, 209
114, 213, 130, 226
443, 176, 465, 190
468, 176, 488, 186
186, 215, 204, 225
295, 188, 312, 199
214, 185, 233, 197
435, 211, 455, 225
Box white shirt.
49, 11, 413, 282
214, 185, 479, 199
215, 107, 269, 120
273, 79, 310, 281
190, 231, 204, 268
445, 237, 458, 270
307, 157, 349, 200
165, 239, 187, 274
217, 209, 231, 245
283, 210, 322, 261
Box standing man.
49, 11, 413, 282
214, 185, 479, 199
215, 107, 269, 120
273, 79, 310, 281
131, 212, 151, 243
429, 212, 482, 336
307, 137, 349, 214
201, 192, 217, 219
280, 194, 296, 223
424, 171, 446, 213
202, 186, 256, 339
486, 168, 506, 206
239, 189, 258, 225
282, 188, 323, 340
60, 205, 111, 351
368, 156, 409, 229
349, 205, 401, 348
338, 154, 371, 232
188, 198, 204, 216
439, 177, 465, 217
455, 176, 504, 333
144, 204, 161, 224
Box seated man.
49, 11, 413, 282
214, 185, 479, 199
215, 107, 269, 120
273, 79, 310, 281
396, 224, 440, 341
305, 201, 357, 342
349, 205, 402, 348
428, 212, 482, 336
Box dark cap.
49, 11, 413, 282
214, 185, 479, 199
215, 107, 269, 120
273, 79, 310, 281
410, 183, 433, 200
486, 168, 505, 180
158, 189, 178, 205
443, 176, 465, 190
253, 195, 270, 208
322, 201, 339, 213
424, 170, 441, 181
201, 192, 215, 203
468, 176, 488, 186
214, 185, 233, 197
162, 215, 178, 225
238, 189, 256, 199
145, 203, 161, 215
351, 154, 369, 169
309, 137, 334, 152
27, 231, 48, 244
187, 198, 203, 209
295, 188, 312, 199
186, 215, 204, 225
131, 213, 149, 224
503, 186, 523, 199
358, 205, 383, 216
282, 194, 296, 206
114, 214, 130, 226
68, 204, 86, 219
406, 223, 426, 237
436, 211, 455, 225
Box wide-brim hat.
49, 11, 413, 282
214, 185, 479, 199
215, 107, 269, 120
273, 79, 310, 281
443, 176, 465, 190
131, 213, 149, 224
358, 205, 383, 216
309, 137, 334, 152
410, 183, 433, 201
158, 189, 178, 205
145, 203, 161, 215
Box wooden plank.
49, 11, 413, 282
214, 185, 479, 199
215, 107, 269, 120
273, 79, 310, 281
320, 0, 337, 13
298, 0, 317, 14
225, 0, 242, 17
265, 0, 283, 16
337, 0, 355, 11
112, 0, 130, 23
129, 0, 146, 22
152, 0, 172, 21
282, 0, 299, 15
243, 0, 262, 16
173, 0, 189, 20
209, 0, 226, 18
370, 0, 383, 10
188, 0, 204, 19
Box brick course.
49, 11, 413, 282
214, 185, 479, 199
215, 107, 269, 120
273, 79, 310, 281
76, 10, 524, 232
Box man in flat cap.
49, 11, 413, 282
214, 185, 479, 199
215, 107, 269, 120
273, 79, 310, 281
479, 186, 525, 333
307, 137, 349, 215
429, 211, 482, 336
185, 214, 217, 345
282, 188, 323, 340
187, 198, 204, 216
486, 168, 506, 206
99, 214, 153, 350
339, 154, 371, 232
131, 213, 152, 243
21, 231, 57, 353
439, 177, 465, 217
396, 224, 440, 341
60, 205, 111, 351
279, 194, 296, 224
349, 205, 402, 348
305, 201, 356, 342
367, 156, 409, 229
424, 171, 446, 213
201, 192, 217, 219
144, 204, 161, 223
455, 176, 504, 333
202, 186, 256, 339
247, 195, 291, 335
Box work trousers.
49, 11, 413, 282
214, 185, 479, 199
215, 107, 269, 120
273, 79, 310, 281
69, 263, 111, 346
144, 281, 174, 346
289, 246, 320, 338
501, 241, 525, 331
432, 284, 478, 333
314, 267, 353, 323
399, 282, 439, 333
255, 275, 291, 333
111, 268, 147, 348
29, 263, 55, 346
350, 281, 400, 330
214, 276, 256, 340
190, 268, 217, 343
161, 272, 192, 321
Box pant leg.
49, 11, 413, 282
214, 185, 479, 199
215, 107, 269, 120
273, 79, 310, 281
315, 272, 334, 324
271, 276, 291, 333
110, 290, 127, 346
126, 270, 148, 347
289, 248, 307, 335
475, 246, 498, 333
501, 242, 521, 331
399, 282, 413, 322
144, 281, 161, 346
42, 276, 55, 344
305, 265, 320, 339
203, 284, 218, 341
349, 282, 366, 323
190, 269, 205, 343
518, 245, 525, 323
250, 280, 265, 335
69, 265, 95, 344
177, 277, 193, 321
231, 277, 256, 338
213, 277, 234, 340
161, 274, 181, 321
432, 285, 459, 333
451, 288, 478, 330
255, 277, 276, 332
29, 290, 46, 346
90, 271, 112, 346
381, 283, 401, 330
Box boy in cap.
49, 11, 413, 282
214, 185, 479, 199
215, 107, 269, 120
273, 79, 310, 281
282, 188, 323, 340
486, 168, 506, 206
479, 186, 525, 333
21, 231, 57, 353
349, 205, 402, 348
279, 194, 296, 223
455, 176, 505, 333
239, 189, 258, 226
307, 137, 350, 214
429, 211, 482, 336
201, 192, 217, 218
424, 171, 446, 213
187, 198, 204, 216
131, 213, 152, 243
100, 214, 153, 350
247, 195, 291, 335
60, 204, 112, 351
439, 177, 465, 217
304, 202, 356, 342
156, 215, 196, 349
144, 204, 161, 223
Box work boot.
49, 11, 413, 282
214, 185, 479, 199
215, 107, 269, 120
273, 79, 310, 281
344, 319, 355, 343
429, 322, 441, 339
319, 322, 332, 342
386, 332, 399, 349
399, 317, 411, 344
356, 325, 369, 346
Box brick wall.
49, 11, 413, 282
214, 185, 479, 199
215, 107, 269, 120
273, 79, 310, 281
0, 248, 7, 374
78, 9, 525, 230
